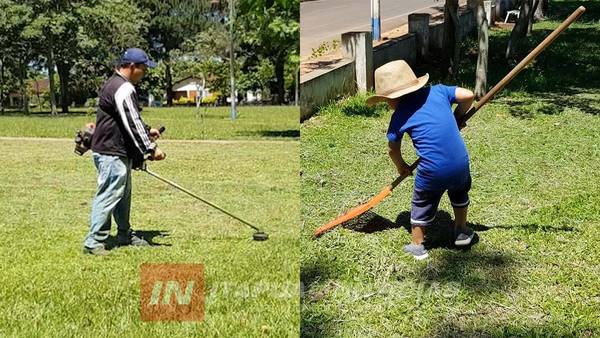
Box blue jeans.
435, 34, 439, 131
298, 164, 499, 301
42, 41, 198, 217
84, 153, 132, 249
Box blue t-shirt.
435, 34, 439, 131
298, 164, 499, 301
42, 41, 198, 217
387, 84, 470, 191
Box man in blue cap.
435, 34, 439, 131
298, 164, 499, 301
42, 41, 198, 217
83, 48, 166, 255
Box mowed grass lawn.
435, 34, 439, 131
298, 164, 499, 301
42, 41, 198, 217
0, 109, 299, 335
0, 105, 299, 140
301, 2, 600, 337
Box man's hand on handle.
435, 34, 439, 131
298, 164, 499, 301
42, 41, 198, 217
148, 126, 166, 161
150, 147, 166, 161
149, 128, 161, 141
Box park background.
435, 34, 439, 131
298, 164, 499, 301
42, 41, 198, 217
0, 0, 300, 337
0, 0, 299, 113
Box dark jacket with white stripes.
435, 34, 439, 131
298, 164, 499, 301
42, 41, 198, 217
91, 71, 155, 161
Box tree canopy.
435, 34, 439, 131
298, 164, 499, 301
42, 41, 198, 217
0, 0, 299, 114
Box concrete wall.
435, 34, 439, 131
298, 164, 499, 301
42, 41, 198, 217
430, 9, 476, 51
300, 59, 355, 121
459, 9, 476, 39
429, 21, 444, 50
342, 32, 374, 92
373, 33, 417, 69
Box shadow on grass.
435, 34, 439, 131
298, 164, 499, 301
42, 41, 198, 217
340, 215, 517, 298
338, 210, 576, 296
342, 210, 479, 251
105, 230, 171, 249
342, 209, 575, 247
301, 255, 346, 337
301, 305, 338, 338
417, 246, 517, 297
341, 210, 401, 233
548, 1, 600, 23
301, 255, 345, 292
504, 90, 600, 118
237, 129, 300, 138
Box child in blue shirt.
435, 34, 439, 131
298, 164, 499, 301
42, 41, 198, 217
367, 60, 476, 260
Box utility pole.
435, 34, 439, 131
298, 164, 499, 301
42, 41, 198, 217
371, 0, 381, 41
229, 0, 237, 120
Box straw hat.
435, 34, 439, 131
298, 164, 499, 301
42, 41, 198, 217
366, 60, 429, 106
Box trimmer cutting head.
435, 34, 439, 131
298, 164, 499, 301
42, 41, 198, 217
252, 231, 269, 241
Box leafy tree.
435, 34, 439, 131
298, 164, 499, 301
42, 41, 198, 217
137, 0, 210, 106
0, 0, 32, 113
22, 0, 82, 114
138, 61, 166, 103
285, 52, 300, 105
176, 24, 233, 96
77, 0, 149, 94
21, 0, 147, 114
238, 0, 299, 104
238, 58, 274, 100
1, 0, 299, 113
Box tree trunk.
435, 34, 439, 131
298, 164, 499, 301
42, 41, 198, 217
274, 56, 285, 104
57, 60, 70, 114
475, 0, 489, 99
534, 0, 546, 21
442, 0, 460, 79
47, 48, 58, 115
295, 67, 299, 106
36, 82, 42, 113
505, 0, 533, 59
451, 8, 461, 68
542, 0, 548, 14
20, 62, 29, 114
527, 0, 539, 35
165, 60, 173, 107
0, 57, 4, 114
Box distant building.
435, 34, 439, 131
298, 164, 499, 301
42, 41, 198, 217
246, 89, 262, 103
172, 76, 210, 102
6, 78, 49, 107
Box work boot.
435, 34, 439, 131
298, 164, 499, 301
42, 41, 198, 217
403, 243, 429, 260
83, 245, 110, 256
455, 226, 475, 246
117, 230, 149, 247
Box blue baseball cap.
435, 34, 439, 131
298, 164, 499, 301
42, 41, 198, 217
120, 48, 157, 68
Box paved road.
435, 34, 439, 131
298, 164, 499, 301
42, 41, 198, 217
301, 0, 444, 59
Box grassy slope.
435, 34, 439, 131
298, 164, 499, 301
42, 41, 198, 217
0, 135, 298, 334
0, 106, 299, 140
301, 2, 600, 337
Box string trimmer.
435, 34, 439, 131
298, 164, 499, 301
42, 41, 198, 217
74, 125, 269, 241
